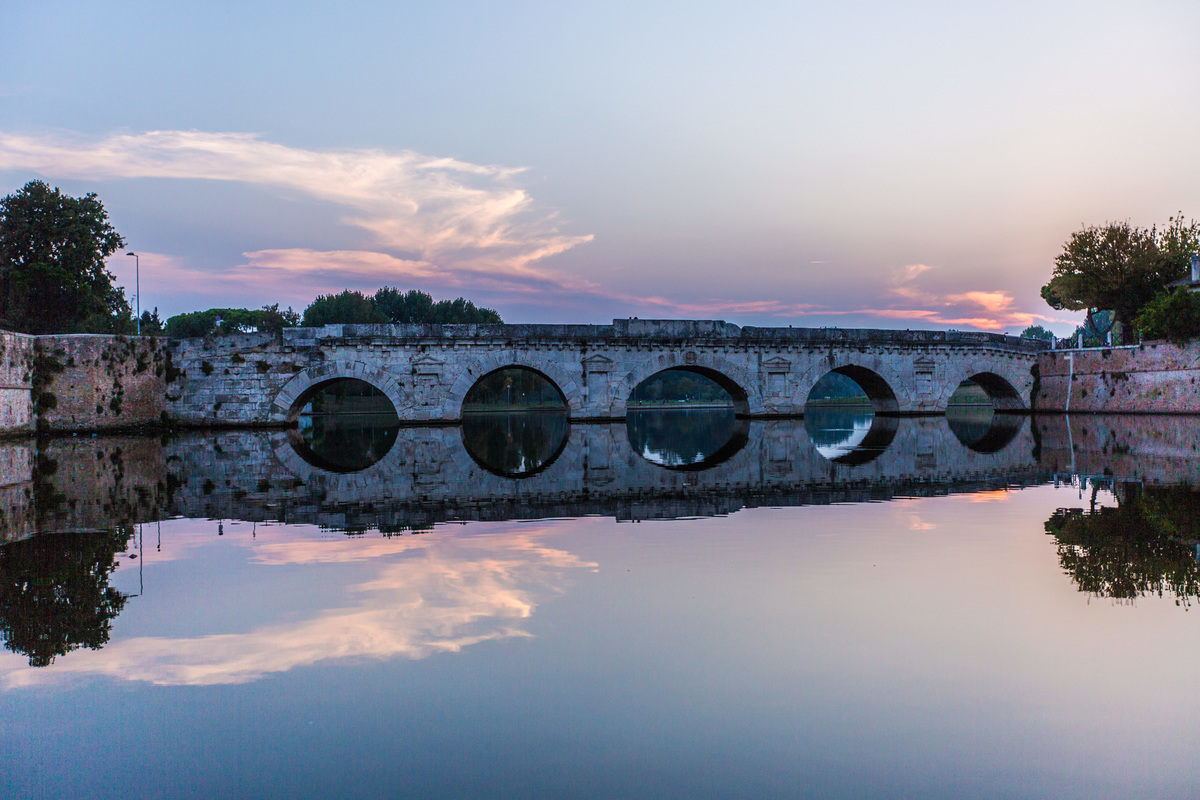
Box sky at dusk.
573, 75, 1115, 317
2, 1, 1198, 333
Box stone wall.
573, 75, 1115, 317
1035, 341, 1200, 413
34, 335, 169, 431
0, 331, 35, 437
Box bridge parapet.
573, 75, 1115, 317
272, 319, 1047, 352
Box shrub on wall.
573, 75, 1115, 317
1136, 290, 1200, 344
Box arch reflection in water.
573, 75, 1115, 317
804, 408, 898, 465
289, 378, 400, 473
461, 411, 569, 477
804, 370, 898, 465
627, 408, 749, 470
945, 406, 1025, 453
460, 366, 570, 478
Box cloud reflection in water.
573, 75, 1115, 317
0, 521, 596, 689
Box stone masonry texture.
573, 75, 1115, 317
166, 320, 1045, 424
1035, 341, 1200, 413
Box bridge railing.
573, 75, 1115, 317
270, 319, 1049, 351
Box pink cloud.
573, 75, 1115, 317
0, 130, 592, 273
7, 129, 1067, 332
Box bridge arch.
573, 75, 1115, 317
447, 354, 582, 419
816, 364, 900, 414
947, 359, 1029, 412
270, 361, 406, 424
962, 370, 1025, 411
628, 365, 749, 413
461, 364, 568, 413
621, 355, 760, 417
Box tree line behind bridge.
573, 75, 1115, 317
2, 179, 1198, 344
162, 287, 502, 338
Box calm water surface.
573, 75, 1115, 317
3, 411, 1200, 798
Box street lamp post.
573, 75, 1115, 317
125, 252, 139, 335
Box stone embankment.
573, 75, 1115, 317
0, 331, 35, 436
0, 332, 168, 436
1034, 341, 1200, 413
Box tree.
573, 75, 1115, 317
139, 308, 165, 336
1136, 289, 1200, 344
372, 287, 434, 323
0, 180, 133, 334
1019, 325, 1054, 341
164, 305, 300, 338
1041, 217, 1200, 340
302, 287, 503, 326
302, 290, 386, 326
370, 287, 501, 324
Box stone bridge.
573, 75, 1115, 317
166, 319, 1046, 425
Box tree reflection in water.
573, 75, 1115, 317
803, 409, 897, 465
0, 527, 131, 666
627, 408, 748, 470
1045, 484, 1200, 605
461, 411, 569, 477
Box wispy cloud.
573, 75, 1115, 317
0, 130, 592, 274
896, 263, 934, 282
0, 130, 1061, 330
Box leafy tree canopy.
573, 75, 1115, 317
1136, 289, 1200, 344
303, 287, 502, 326
139, 308, 165, 336
1019, 325, 1054, 341
0, 180, 134, 334
164, 304, 300, 338
302, 290, 386, 326
1041, 216, 1200, 339
373, 287, 502, 324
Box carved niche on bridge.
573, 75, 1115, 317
762, 356, 791, 398
582, 354, 614, 405
411, 354, 444, 405
914, 357, 937, 398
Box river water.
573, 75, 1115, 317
3, 410, 1200, 798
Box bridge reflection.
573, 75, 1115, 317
195, 413, 1044, 532
286, 406, 1029, 478
0, 414, 1051, 541
29, 411, 1200, 540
